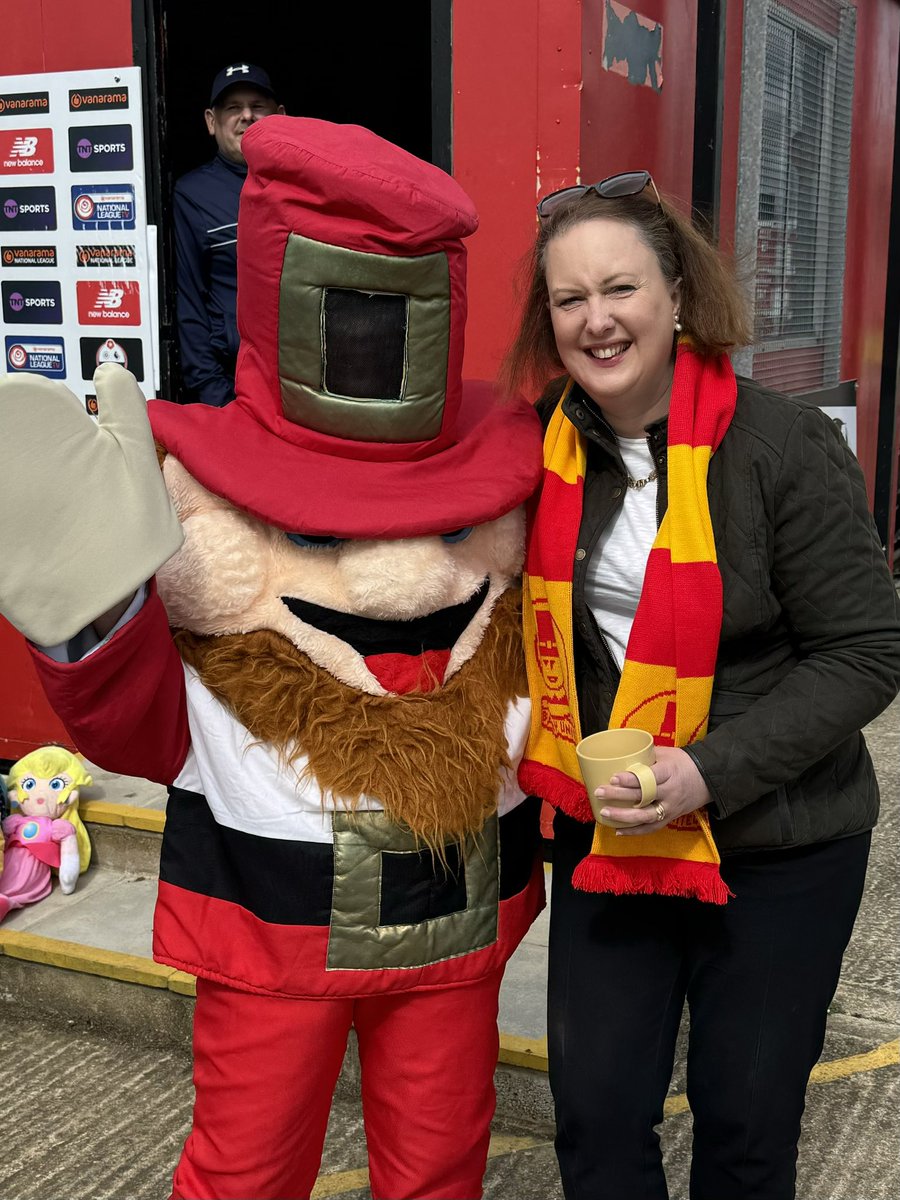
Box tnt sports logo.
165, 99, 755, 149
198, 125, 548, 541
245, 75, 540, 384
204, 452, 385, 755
1, 279, 62, 324
68, 124, 133, 172
0, 186, 56, 230
76, 279, 141, 325
71, 185, 135, 231
0, 128, 54, 173
5, 336, 66, 378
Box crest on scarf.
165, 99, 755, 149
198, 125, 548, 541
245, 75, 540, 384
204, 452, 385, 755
533, 600, 576, 744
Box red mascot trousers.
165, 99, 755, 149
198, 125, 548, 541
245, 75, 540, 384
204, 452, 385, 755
170, 968, 503, 1200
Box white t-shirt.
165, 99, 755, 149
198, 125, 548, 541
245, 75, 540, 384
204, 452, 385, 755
584, 436, 658, 670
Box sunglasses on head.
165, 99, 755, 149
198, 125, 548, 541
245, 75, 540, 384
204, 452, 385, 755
536, 170, 662, 222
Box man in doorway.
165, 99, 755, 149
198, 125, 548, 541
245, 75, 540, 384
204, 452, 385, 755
172, 63, 285, 406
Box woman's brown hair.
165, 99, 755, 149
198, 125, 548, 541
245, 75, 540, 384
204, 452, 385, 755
500, 187, 752, 398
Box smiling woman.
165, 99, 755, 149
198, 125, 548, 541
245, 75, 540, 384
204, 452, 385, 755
501, 175, 900, 1200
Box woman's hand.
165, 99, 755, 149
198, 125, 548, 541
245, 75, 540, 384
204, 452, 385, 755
593, 746, 711, 836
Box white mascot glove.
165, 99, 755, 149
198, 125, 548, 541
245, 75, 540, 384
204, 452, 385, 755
0, 364, 184, 645
57, 836, 80, 895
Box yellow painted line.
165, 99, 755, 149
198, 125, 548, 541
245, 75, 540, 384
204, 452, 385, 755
80, 799, 166, 833
0, 929, 172, 988
664, 1091, 691, 1116
168, 969, 198, 997
311, 1167, 369, 1198
663, 1038, 900, 1118
499, 1032, 549, 1071
487, 1133, 550, 1156
311, 1134, 550, 1197
808, 1038, 899, 1082
79, 800, 125, 827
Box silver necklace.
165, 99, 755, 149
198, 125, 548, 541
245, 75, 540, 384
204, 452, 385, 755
626, 469, 658, 490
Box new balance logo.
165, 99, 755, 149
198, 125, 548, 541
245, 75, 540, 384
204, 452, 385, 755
95, 286, 124, 309
11, 136, 38, 157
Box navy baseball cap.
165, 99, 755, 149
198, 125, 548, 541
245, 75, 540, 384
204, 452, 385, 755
209, 63, 276, 107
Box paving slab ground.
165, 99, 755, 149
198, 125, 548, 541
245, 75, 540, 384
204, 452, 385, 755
1, 697, 898, 1197
0, 1006, 896, 1200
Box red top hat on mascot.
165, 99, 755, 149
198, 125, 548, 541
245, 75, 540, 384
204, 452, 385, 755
150, 116, 542, 537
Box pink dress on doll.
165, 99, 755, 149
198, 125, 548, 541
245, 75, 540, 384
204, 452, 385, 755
0, 813, 75, 920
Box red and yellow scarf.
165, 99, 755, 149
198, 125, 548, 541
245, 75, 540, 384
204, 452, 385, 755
519, 344, 734, 904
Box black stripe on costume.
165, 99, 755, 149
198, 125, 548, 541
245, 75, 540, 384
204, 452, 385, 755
160, 788, 541, 926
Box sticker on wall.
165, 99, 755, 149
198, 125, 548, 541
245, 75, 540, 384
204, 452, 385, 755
2, 278, 63, 324
75, 243, 136, 268
79, 335, 144, 380
71, 184, 136, 230
75, 278, 141, 325
0, 91, 50, 118
602, 1, 663, 92
68, 123, 133, 172
2, 245, 58, 268
1, 185, 56, 231
0, 128, 54, 173
5, 335, 66, 377
68, 85, 130, 113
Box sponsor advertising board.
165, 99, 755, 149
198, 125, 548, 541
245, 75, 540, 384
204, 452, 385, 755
0, 67, 156, 403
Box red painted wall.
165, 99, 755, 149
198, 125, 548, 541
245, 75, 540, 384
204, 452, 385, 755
841, 0, 900, 499
580, 0, 697, 214
0, 0, 133, 74
0, 0, 133, 758
454, 0, 582, 386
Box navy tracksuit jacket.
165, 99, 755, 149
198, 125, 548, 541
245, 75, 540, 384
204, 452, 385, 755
172, 153, 247, 407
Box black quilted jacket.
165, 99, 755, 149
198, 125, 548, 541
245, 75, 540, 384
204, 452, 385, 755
535, 374, 900, 855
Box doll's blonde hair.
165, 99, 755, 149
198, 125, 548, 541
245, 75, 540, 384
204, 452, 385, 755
7, 746, 93, 873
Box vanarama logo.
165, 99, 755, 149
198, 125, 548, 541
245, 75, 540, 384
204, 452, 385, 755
0, 92, 50, 117
76, 244, 135, 268
69, 87, 129, 112
1, 245, 58, 268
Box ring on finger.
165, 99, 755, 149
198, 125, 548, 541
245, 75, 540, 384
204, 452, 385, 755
653, 801, 667, 822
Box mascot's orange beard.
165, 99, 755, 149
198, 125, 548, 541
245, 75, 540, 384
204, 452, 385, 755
173, 588, 526, 856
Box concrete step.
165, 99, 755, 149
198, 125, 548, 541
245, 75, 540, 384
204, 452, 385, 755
0, 800, 554, 1122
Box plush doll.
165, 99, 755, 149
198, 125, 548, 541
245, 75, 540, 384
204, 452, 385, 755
0, 746, 92, 921
0, 771, 8, 873
0, 117, 543, 1200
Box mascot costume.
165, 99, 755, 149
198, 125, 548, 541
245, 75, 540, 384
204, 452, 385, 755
0, 118, 544, 1200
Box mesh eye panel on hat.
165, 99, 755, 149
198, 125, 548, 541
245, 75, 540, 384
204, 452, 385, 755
536, 170, 662, 222
322, 289, 408, 401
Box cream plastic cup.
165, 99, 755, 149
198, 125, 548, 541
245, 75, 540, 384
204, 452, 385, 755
575, 728, 658, 827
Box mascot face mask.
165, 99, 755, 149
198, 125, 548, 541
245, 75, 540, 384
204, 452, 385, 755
148, 117, 543, 851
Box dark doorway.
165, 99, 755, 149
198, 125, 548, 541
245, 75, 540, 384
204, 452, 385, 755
133, 0, 444, 400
